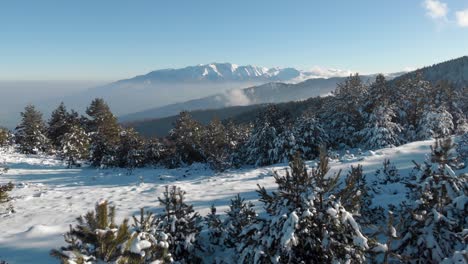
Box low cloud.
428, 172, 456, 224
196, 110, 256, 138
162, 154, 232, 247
423, 0, 448, 19
224, 89, 251, 106
456, 9, 468, 27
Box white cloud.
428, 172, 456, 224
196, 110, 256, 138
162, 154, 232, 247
423, 0, 448, 19
456, 9, 468, 27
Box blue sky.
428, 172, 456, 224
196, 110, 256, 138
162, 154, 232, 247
1, 0, 467, 81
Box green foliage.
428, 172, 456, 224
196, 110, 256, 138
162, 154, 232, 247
157, 185, 201, 263
86, 98, 121, 167
59, 124, 90, 168
52, 202, 172, 264
0, 182, 14, 204
15, 104, 49, 154
0, 127, 12, 147
169, 111, 206, 166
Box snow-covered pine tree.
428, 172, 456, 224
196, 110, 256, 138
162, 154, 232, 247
456, 132, 468, 167
52, 201, 172, 263
0, 127, 13, 147
51, 200, 131, 263
202, 118, 231, 171
320, 74, 367, 148
396, 138, 468, 262
59, 123, 90, 168
359, 105, 403, 150
225, 121, 252, 167
238, 151, 370, 263
143, 137, 165, 167
15, 104, 50, 154
48, 102, 71, 150
292, 114, 328, 160
417, 105, 454, 139
271, 124, 297, 164
116, 127, 145, 171
126, 208, 173, 263
201, 205, 226, 261
168, 111, 205, 166
85, 98, 121, 167
244, 105, 291, 166
393, 73, 433, 142
157, 186, 202, 263
374, 159, 401, 184
224, 194, 256, 249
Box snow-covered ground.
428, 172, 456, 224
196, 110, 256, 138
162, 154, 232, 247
0, 139, 452, 263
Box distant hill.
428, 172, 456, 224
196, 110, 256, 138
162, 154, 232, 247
124, 104, 265, 137
120, 73, 404, 122
395, 56, 468, 88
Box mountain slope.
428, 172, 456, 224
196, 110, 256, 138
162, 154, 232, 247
395, 56, 468, 87
53, 63, 352, 118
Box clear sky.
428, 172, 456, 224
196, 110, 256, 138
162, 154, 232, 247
1, 0, 467, 81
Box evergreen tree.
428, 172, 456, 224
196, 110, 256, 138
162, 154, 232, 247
116, 128, 145, 171
456, 132, 468, 167
51, 201, 172, 263
59, 124, 90, 168
0, 127, 13, 147
293, 114, 328, 160
396, 138, 467, 262
86, 98, 121, 167
224, 194, 256, 249
244, 105, 291, 166
51, 200, 131, 263
15, 104, 49, 154
321, 74, 367, 148
202, 118, 231, 171
417, 106, 454, 139
48, 102, 70, 150
143, 137, 165, 166
168, 111, 205, 166
359, 105, 403, 149
238, 151, 370, 263
202, 205, 225, 260
157, 186, 202, 263
394, 73, 433, 141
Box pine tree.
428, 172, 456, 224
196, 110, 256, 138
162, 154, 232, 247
51, 202, 172, 263
157, 186, 202, 263
59, 124, 90, 168
116, 128, 145, 171
15, 104, 49, 154
86, 98, 121, 167
293, 114, 328, 160
321, 74, 367, 148
396, 138, 467, 262
359, 105, 403, 149
202, 205, 225, 259
456, 133, 468, 167
202, 118, 231, 171
224, 194, 256, 249
143, 137, 165, 166
168, 111, 205, 166
394, 73, 433, 141
417, 106, 454, 139
239, 151, 370, 263
244, 105, 291, 166
51, 200, 131, 263
0, 127, 12, 147
48, 102, 71, 150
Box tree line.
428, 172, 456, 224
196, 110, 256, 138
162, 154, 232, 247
1, 72, 467, 170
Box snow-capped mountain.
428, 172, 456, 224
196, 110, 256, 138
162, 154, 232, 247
48, 63, 353, 118
118, 62, 345, 84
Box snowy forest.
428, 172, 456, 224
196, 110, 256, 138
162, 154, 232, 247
0, 69, 467, 263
